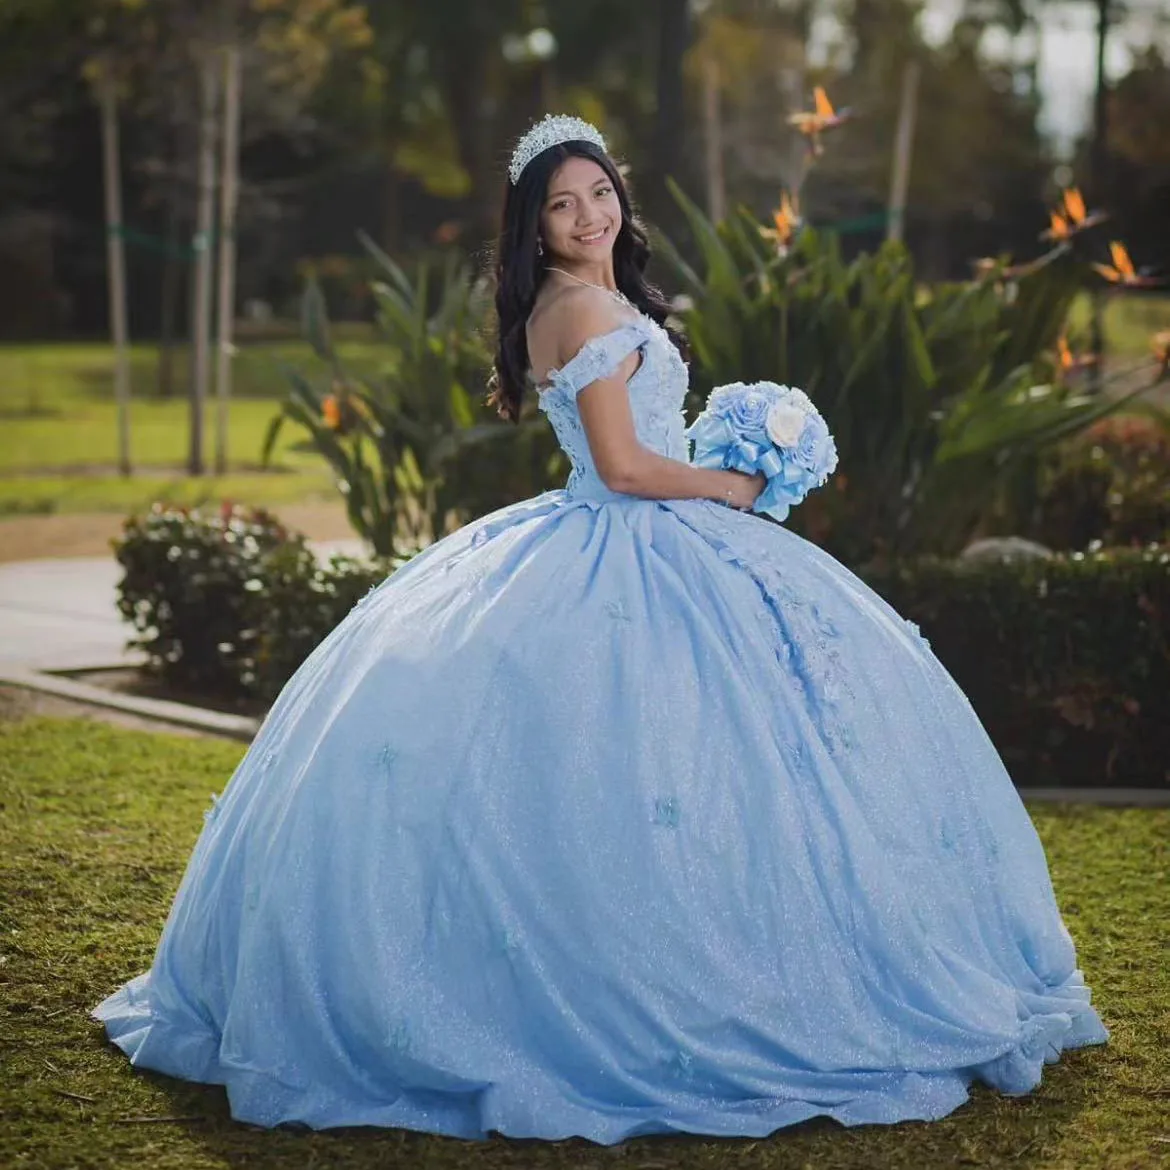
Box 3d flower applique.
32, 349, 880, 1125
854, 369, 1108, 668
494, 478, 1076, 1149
652, 796, 682, 828
604, 599, 633, 623
939, 819, 964, 855
783, 738, 813, 776
378, 743, 398, 770
387, 1017, 413, 1054
669, 1046, 698, 1082
203, 792, 224, 823
904, 619, 931, 650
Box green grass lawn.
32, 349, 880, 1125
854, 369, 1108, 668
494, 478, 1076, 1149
1067, 292, 1170, 361
2, 295, 1166, 518
0, 335, 385, 515
1, 716, 1166, 1170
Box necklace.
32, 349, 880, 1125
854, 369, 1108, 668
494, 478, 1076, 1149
545, 266, 635, 311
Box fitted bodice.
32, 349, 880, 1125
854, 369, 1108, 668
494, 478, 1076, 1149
534, 314, 690, 501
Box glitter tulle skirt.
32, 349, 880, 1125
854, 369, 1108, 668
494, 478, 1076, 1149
93, 491, 1107, 1142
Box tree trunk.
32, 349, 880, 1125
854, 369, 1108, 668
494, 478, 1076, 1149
98, 66, 133, 476
157, 195, 182, 399
214, 42, 242, 475
443, 40, 494, 244
652, 0, 691, 229
188, 50, 219, 476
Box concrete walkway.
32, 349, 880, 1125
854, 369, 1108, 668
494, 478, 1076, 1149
0, 540, 365, 673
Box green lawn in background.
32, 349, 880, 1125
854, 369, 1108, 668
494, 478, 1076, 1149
1, 295, 1166, 517
0, 334, 384, 514
0, 469, 338, 517
1067, 292, 1170, 361
1, 715, 1166, 1170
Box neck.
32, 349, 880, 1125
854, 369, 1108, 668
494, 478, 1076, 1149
546, 257, 619, 292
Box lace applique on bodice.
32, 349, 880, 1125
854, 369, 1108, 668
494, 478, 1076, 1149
534, 314, 690, 501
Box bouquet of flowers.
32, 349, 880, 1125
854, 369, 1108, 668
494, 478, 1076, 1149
685, 381, 838, 522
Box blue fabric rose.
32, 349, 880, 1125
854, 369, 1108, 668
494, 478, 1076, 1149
727, 389, 772, 433
796, 412, 832, 471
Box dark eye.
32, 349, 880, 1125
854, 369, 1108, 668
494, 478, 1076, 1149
595, 185, 613, 197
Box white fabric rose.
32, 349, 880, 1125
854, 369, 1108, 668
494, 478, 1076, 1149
765, 402, 806, 448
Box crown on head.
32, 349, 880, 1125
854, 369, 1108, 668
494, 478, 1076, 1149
508, 113, 607, 184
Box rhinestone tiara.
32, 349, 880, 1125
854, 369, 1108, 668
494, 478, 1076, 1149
508, 113, 607, 184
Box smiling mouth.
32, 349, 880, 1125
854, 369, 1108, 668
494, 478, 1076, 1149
574, 225, 611, 244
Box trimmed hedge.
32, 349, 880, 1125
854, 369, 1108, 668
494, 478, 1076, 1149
116, 504, 1168, 788
114, 503, 399, 701
865, 546, 1170, 788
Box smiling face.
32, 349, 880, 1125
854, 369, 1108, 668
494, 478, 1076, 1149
538, 155, 622, 266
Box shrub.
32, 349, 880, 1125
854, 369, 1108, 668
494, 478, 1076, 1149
115, 503, 299, 697
1025, 412, 1170, 550
866, 545, 1170, 788
115, 502, 399, 700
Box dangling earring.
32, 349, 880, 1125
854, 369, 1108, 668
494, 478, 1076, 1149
536, 237, 544, 258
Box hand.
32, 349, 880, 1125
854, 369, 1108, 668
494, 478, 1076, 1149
723, 470, 766, 511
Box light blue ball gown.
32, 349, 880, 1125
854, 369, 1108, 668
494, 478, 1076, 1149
93, 312, 1107, 1144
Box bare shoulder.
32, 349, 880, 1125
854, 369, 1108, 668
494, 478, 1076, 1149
527, 285, 635, 379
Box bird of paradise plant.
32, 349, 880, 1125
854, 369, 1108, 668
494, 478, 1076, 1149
1055, 334, 1098, 382
1041, 187, 1108, 243
786, 86, 850, 156
758, 190, 801, 256
1093, 241, 1162, 289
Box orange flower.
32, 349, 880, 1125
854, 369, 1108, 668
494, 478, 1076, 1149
1092, 241, 1160, 288
759, 190, 801, 252
1062, 187, 1086, 223
1040, 186, 1107, 242
322, 394, 342, 430
1055, 334, 1097, 379
1041, 210, 1070, 243
787, 86, 850, 155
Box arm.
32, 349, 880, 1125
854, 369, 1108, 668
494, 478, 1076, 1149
557, 300, 763, 508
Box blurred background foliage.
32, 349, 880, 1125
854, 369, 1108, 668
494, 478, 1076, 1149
2, 0, 1167, 336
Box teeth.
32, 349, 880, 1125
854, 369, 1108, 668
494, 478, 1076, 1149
577, 227, 607, 242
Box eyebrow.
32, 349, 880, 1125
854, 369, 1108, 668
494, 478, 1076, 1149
546, 179, 611, 201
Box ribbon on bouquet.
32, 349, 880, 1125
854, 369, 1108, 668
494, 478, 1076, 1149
688, 415, 784, 479
686, 413, 819, 522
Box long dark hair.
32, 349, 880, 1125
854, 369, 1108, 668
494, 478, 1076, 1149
487, 139, 684, 423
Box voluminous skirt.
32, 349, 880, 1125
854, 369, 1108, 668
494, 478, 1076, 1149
93, 491, 1108, 1143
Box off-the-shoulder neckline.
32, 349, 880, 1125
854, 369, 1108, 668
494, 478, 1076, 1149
530, 313, 653, 396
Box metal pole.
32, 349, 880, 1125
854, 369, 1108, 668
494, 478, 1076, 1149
214, 43, 242, 475
886, 60, 921, 244
99, 66, 132, 476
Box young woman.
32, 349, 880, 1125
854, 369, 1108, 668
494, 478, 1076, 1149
93, 114, 1107, 1145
